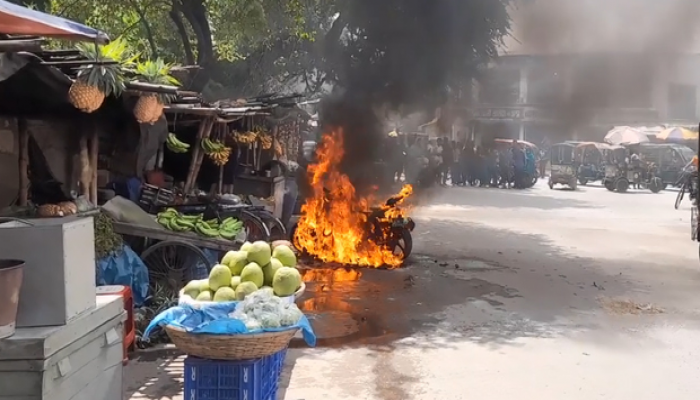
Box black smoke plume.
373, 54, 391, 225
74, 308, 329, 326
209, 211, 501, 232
509, 0, 700, 131
318, 0, 512, 193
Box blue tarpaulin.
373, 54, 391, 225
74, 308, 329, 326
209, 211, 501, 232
144, 302, 316, 347
96, 244, 149, 306
0, 0, 109, 43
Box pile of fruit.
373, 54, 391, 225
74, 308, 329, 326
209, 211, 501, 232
232, 128, 273, 149
259, 134, 273, 150
201, 138, 232, 166
181, 240, 302, 302
229, 289, 304, 330
156, 208, 243, 239
165, 133, 190, 154
233, 130, 257, 144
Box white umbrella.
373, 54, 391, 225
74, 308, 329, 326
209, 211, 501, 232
604, 126, 650, 145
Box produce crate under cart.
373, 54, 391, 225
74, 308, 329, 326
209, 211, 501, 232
112, 221, 241, 287
184, 349, 287, 400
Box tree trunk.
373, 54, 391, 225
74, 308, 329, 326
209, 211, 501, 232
176, 0, 215, 92
129, 0, 159, 58
169, 1, 195, 65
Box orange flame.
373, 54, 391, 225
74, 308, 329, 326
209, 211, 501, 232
293, 129, 413, 268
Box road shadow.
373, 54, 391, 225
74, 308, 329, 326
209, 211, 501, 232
123, 355, 184, 400
288, 216, 699, 353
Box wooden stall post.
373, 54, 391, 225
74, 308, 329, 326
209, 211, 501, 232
17, 118, 28, 206
218, 166, 224, 194
79, 133, 91, 199
89, 128, 99, 204
183, 116, 214, 194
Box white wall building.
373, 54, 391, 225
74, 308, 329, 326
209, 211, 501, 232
459, 0, 700, 144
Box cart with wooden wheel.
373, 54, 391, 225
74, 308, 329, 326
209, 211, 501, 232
112, 221, 240, 291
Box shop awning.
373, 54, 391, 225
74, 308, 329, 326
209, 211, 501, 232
0, 0, 108, 44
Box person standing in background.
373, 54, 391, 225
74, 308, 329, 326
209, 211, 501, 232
452, 141, 461, 185
405, 136, 424, 185
441, 137, 453, 185
486, 147, 499, 187
511, 140, 527, 188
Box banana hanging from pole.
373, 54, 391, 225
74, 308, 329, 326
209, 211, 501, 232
202, 138, 231, 166
166, 133, 190, 153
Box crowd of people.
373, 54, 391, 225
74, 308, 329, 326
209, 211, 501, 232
384, 133, 538, 189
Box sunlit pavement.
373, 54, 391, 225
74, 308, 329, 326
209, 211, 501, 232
125, 180, 700, 400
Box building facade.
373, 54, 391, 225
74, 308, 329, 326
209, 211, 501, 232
452, 0, 700, 146
456, 53, 700, 145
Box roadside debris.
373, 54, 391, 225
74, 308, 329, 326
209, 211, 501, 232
599, 297, 664, 315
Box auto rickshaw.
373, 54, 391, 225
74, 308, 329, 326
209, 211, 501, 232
602, 145, 664, 193
548, 142, 578, 190
575, 142, 610, 185
639, 143, 696, 189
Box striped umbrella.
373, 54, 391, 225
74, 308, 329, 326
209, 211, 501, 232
0, 1, 108, 43
656, 127, 698, 141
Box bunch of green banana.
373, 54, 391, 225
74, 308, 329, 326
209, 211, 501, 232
166, 133, 190, 153
202, 138, 232, 166
201, 138, 225, 155
218, 217, 243, 240
156, 208, 203, 233
193, 220, 220, 237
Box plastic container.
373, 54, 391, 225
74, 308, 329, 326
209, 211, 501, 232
0, 259, 23, 339
96, 285, 135, 364
184, 349, 286, 400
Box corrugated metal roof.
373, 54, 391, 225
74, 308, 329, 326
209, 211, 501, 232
0, 0, 108, 43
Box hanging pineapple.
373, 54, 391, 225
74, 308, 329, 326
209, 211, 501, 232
133, 59, 181, 124
68, 38, 135, 113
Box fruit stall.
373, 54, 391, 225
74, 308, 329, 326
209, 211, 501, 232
160, 95, 307, 220
0, 6, 315, 400
142, 239, 316, 400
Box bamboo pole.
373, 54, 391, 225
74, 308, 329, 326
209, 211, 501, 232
17, 118, 28, 206
218, 165, 224, 194
90, 127, 99, 204
183, 117, 214, 194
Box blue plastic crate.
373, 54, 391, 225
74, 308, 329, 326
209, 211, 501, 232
184, 349, 287, 400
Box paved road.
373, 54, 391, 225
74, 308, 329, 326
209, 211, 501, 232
126, 181, 700, 400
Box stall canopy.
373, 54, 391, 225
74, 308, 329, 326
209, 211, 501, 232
0, 0, 108, 43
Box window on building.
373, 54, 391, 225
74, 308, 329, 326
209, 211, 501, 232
668, 84, 697, 120
478, 69, 520, 105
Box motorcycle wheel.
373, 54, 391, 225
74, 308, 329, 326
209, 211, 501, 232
389, 229, 413, 260
649, 177, 663, 193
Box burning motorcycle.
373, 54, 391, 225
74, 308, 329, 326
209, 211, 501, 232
363, 196, 415, 260
287, 188, 415, 264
